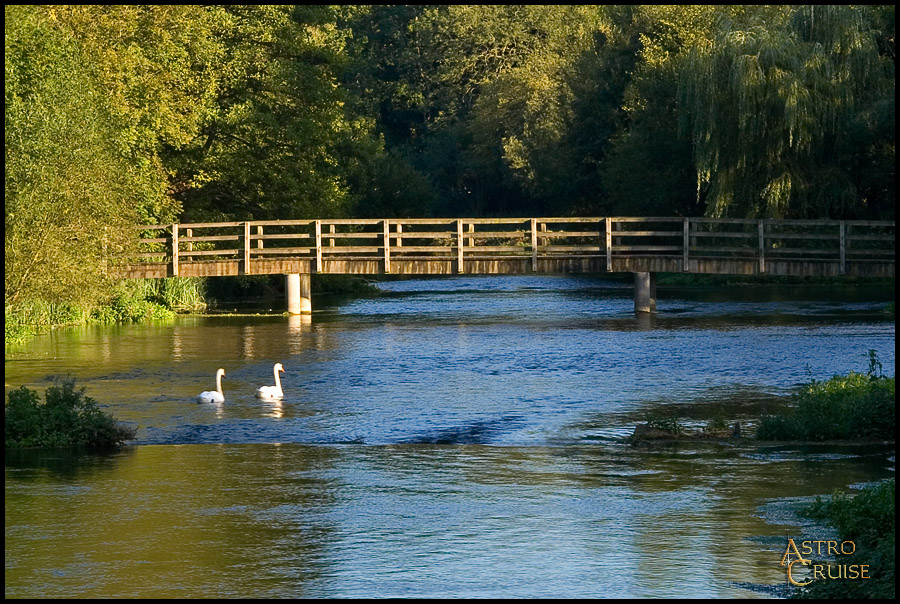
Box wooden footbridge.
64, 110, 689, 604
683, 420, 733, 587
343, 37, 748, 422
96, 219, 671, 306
117, 217, 894, 313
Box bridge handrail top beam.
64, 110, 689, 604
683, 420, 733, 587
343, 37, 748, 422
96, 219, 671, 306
179, 221, 245, 228
129, 217, 895, 230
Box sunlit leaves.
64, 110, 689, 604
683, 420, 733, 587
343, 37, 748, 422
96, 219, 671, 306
5, 5, 139, 307
172, 5, 374, 221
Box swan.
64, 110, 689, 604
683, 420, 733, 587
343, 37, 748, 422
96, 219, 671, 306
256, 363, 285, 400
198, 368, 226, 403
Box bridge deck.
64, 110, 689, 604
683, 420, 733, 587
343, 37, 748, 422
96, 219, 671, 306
116, 217, 895, 279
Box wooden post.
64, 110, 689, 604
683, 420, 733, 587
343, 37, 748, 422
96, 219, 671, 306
531, 218, 538, 272
839, 221, 845, 276
683, 218, 690, 271
758, 220, 765, 274
457, 219, 464, 273
186, 228, 193, 252
383, 219, 391, 274
171, 223, 179, 277
315, 220, 322, 273
605, 218, 612, 272
256, 225, 263, 249
468, 222, 474, 247
396, 223, 403, 248
244, 221, 251, 275
329, 223, 335, 247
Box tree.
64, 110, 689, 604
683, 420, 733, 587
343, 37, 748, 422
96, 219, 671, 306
678, 5, 894, 218
168, 5, 380, 221
5, 5, 140, 309
46, 5, 223, 225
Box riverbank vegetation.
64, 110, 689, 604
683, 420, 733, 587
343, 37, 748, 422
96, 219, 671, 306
6, 5, 895, 341
756, 351, 895, 442
791, 478, 894, 599
629, 351, 894, 445
5, 379, 136, 449
5, 278, 206, 344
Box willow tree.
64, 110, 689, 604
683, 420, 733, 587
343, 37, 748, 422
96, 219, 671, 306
5, 6, 140, 310
679, 5, 894, 219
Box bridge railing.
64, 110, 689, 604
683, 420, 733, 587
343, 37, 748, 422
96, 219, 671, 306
124, 217, 894, 276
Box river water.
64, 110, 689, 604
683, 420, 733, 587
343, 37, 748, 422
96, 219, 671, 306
4, 275, 895, 598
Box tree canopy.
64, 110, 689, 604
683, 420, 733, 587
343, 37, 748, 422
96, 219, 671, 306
5, 5, 895, 311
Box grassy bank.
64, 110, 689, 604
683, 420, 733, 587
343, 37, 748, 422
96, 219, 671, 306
5, 278, 206, 345
791, 479, 894, 599
756, 351, 895, 442
5, 378, 136, 449
5, 274, 383, 345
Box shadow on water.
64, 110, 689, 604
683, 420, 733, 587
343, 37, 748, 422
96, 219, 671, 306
398, 415, 528, 445
4, 447, 136, 480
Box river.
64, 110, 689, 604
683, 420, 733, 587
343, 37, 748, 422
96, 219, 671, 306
4, 275, 895, 598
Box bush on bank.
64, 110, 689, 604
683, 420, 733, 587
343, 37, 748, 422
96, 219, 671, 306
5, 379, 136, 449
791, 479, 895, 599
756, 352, 895, 441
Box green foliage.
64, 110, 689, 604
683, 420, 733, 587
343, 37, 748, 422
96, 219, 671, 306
757, 351, 895, 441
5, 379, 136, 449
345, 5, 894, 220
792, 479, 894, 599
678, 5, 894, 219
170, 5, 379, 222
5, 300, 93, 344
45, 6, 222, 225
158, 278, 207, 313
645, 413, 684, 435
90, 297, 175, 324
5, 5, 141, 310
4, 278, 203, 344
704, 414, 729, 434
5, 5, 896, 335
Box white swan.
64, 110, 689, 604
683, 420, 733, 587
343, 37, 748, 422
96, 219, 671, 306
198, 368, 226, 403
256, 363, 285, 400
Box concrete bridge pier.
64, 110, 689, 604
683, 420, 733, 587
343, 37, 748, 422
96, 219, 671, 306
286, 273, 312, 315
634, 271, 656, 314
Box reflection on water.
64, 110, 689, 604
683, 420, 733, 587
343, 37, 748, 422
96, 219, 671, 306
4, 276, 896, 598
5, 442, 893, 599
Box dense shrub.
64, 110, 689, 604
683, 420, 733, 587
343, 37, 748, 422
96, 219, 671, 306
5, 379, 136, 449
90, 295, 175, 323
757, 353, 895, 441
792, 479, 895, 599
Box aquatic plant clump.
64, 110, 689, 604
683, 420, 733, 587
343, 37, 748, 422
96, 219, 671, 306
757, 352, 895, 442
5, 379, 136, 449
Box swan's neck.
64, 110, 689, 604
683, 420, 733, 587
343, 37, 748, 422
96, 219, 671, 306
216, 373, 223, 395
273, 367, 282, 391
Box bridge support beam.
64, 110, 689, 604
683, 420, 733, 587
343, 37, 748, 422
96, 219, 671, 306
634, 272, 656, 314
286, 273, 312, 315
